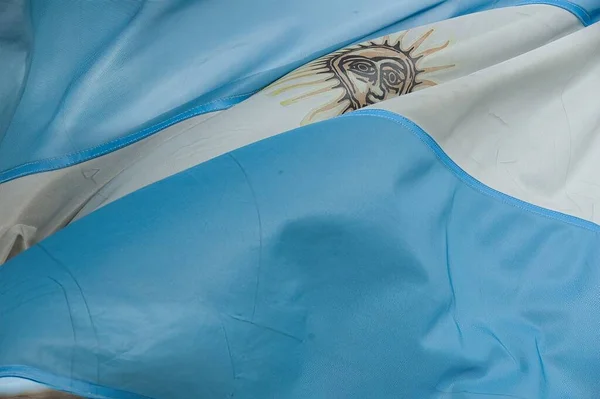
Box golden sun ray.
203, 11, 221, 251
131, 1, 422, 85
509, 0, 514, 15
282, 69, 330, 79
267, 71, 333, 89
414, 79, 438, 87
291, 64, 329, 74
408, 29, 434, 53
281, 85, 337, 106
412, 40, 450, 58
301, 95, 349, 125
395, 30, 408, 47
269, 78, 335, 96
419, 64, 455, 74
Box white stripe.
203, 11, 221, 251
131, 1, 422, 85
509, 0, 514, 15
376, 20, 600, 223
0, 378, 47, 395
0, 5, 584, 262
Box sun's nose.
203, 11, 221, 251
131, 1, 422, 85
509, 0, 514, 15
371, 76, 385, 98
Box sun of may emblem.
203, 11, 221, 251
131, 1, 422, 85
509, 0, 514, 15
267, 29, 453, 124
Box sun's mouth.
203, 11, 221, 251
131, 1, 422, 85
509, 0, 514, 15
367, 92, 384, 103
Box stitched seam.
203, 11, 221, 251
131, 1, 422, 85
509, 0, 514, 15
13, 93, 253, 166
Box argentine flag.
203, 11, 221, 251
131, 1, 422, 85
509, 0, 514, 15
1, 0, 600, 397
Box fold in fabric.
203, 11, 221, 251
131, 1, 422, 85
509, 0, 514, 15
2, 111, 600, 398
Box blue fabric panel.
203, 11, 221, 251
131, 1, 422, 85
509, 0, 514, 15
0, 1, 31, 146
0, 0, 596, 183
2, 110, 600, 398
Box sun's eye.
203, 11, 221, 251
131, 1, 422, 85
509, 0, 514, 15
348, 60, 377, 76
383, 70, 400, 85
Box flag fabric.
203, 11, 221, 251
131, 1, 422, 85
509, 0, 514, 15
1, 1, 600, 398
1, 2, 595, 262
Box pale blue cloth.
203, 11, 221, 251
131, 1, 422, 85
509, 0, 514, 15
2, 110, 600, 398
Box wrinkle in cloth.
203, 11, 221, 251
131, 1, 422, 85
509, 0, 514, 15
2, 112, 600, 398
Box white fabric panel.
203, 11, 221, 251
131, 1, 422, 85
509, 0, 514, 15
375, 21, 600, 223
0, 378, 46, 395
0, 5, 583, 262
0, 112, 220, 264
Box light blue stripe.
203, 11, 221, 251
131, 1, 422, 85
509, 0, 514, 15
351, 108, 600, 233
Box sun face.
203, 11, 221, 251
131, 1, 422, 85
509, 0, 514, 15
267, 29, 454, 124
